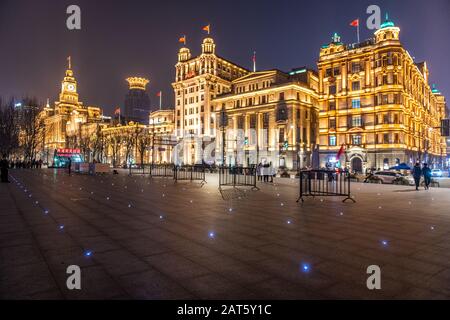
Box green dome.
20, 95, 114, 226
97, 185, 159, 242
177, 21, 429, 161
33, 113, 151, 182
380, 13, 395, 29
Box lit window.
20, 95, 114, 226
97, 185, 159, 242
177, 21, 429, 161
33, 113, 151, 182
329, 136, 337, 146
352, 135, 362, 145
352, 115, 362, 127
352, 99, 360, 109
352, 81, 360, 91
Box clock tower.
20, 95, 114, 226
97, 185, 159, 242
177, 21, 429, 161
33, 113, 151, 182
58, 56, 79, 106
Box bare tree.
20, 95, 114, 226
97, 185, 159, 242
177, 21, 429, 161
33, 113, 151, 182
18, 98, 44, 161
90, 125, 105, 163
122, 131, 135, 168
106, 134, 121, 167
0, 98, 20, 158
136, 127, 151, 165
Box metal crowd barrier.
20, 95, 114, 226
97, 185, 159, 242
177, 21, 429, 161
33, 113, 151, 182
173, 165, 206, 186
149, 164, 174, 177
218, 166, 259, 190
297, 170, 355, 203
129, 164, 150, 175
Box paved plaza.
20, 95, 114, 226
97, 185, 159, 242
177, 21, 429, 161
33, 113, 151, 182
1, 168, 450, 299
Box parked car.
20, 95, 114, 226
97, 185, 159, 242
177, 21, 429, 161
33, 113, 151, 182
372, 171, 401, 184
431, 169, 443, 177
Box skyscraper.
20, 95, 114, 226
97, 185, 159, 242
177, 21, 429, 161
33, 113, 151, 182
124, 77, 151, 124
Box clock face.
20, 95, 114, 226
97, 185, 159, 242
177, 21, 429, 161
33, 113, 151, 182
67, 84, 75, 92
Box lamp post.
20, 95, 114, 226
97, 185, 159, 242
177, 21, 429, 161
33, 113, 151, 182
219, 105, 228, 166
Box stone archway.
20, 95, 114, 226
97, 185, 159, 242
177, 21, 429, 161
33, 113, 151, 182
351, 157, 363, 173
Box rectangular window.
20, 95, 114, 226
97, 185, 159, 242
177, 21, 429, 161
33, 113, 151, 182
329, 101, 336, 110
325, 68, 332, 77
383, 133, 389, 144
352, 115, 362, 127
329, 85, 336, 95
351, 62, 361, 73
279, 92, 285, 101
352, 135, 362, 145
279, 128, 284, 143
263, 113, 269, 129
329, 118, 336, 129
329, 135, 337, 146
333, 67, 341, 76
352, 98, 360, 109
352, 81, 360, 91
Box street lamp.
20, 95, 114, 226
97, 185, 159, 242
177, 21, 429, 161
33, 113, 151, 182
219, 105, 228, 166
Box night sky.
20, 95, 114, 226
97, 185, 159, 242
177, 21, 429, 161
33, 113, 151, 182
0, 0, 449, 115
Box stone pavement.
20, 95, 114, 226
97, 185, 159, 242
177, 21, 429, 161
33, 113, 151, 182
1, 168, 450, 299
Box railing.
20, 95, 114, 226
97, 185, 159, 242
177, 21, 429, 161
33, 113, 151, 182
173, 165, 206, 186
297, 169, 355, 203
129, 164, 150, 175
149, 164, 174, 177
218, 166, 259, 190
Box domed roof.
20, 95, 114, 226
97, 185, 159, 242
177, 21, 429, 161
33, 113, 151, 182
179, 47, 190, 53
202, 37, 214, 44
380, 13, 395, 29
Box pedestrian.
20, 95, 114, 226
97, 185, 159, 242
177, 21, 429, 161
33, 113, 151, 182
269, 162, 274, 183
411, 162, 422, 191
0, 157, 10, 183
422, 163, 432, 190
67, 157, 72, 176
262, 162, 269, 182
257, 162, 262, 181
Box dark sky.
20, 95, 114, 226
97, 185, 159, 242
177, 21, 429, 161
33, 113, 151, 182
1, 0, 449, 115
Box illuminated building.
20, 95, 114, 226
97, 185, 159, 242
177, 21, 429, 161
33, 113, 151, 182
149, 109, 175, 163
124, 77, 151, 124
317, 17, 447, 172
42, 57, 102, 163
102, 122, 150, 167
212, 68, 319, 169
172, 37, 249, 164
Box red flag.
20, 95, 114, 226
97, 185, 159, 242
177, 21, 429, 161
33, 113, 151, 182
350, 19, 359, 27
336, 143, 345, 159
178, 35, 186, 44
202, 24, 210, 34
114, 107, 121, 115
156, 91, 161, 97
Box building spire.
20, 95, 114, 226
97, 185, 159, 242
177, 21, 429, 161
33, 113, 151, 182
67, 56, 72, 70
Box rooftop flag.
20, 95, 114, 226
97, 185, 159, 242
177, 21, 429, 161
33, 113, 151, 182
202, 24, 210, 35
350, 18, 360, 43
179, 35, 186, 45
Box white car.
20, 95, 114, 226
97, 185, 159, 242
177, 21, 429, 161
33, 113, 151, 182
373, 171, 401, 184
431, 169, 443, 177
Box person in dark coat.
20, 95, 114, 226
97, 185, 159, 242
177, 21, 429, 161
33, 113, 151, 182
411, 162, 422, 191
422, 163, 432, 190
0, 157, 10, 183
67, 158, 72, 176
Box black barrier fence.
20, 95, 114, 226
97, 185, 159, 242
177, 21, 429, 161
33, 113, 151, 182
149, 164, 174, 177
297, 170, 355, 203
129, 164, 150, 175
129, 164, 175, 177
173, 165, 206, 186
219, 166, 259, 190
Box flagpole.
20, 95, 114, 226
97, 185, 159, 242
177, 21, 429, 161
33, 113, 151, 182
253, 51, 256, 72
357, 19, 360, 43
159, 91, 162, 110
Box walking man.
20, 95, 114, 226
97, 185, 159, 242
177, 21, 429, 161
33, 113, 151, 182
67, 158, 72, 176
422, 163, 432, 190
412, 162, 422, 191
